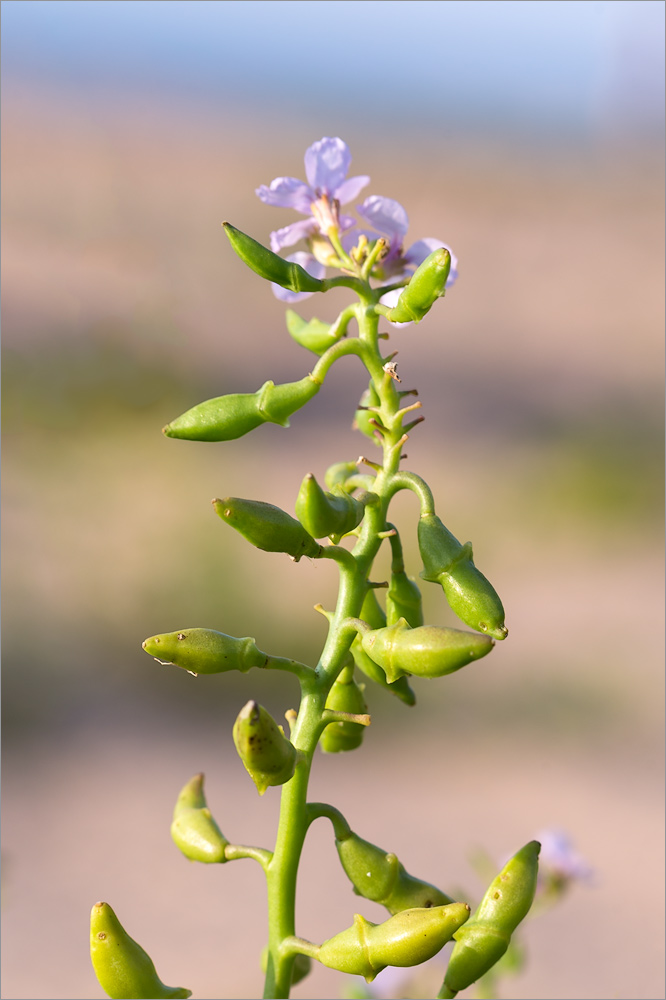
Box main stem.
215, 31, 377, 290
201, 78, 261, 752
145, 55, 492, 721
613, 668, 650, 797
262, 292, 408, 999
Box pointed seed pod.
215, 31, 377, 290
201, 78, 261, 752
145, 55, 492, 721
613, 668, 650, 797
285, 309, 340, 355
353, 382, 382, 441
384, 249, 451, 324
223, 222, 325, 293
170, 773, 228, 864
418, 513, 507, 640
317, 904, 470, 982
336, 830, 455, 914
386, 570, 424, 628
255, 375, 321, 427
351, 589, 416, 705
361, 618, 494, 682
90, 902, 191, 1000
295, 473, 366, 541
444, 841, 540, 994
324, 461, 362, 491
233, 700, 298, 795
213, 497, 320, 561
142, 628, 265, 675
320, 669, 368, 753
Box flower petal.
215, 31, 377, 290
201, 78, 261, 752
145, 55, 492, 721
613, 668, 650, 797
271, 252, 326, 303
357, 195, 409, 245
270, 218, 318, 252
304, 137, 352, 195
335, 174, 371, 205
405, 238, 459, 288
256, 176, 314, 215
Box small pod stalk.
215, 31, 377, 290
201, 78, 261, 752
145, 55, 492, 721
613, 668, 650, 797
214, 497, 320, 561
170, 773, 228, 863
233, 700, 298, 795
90, 902, 191, 1000
443, 841, 541, 995
141, 628, 265, 675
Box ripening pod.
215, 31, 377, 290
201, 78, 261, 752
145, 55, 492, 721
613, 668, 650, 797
90, 902, 191, 1000
384, 248, 451, 324
351, 589, 416, 705
295, 473, 366, 541
213, 497, 320, 561
361, 618, 494, 682
443, 841, 540, 994
223, 222, 325, 293
418, 513, 507, 640
319, 670, 368, 753
232, 700, 298, 795
317, 904, 470, 982
285, 309, 341, 355
141, 628, 265, 676
353, 382, 383, 441
335, 830, 455, 914
170, 773, 228, 864
386, 570, 424, 628
255, 375, 321, 427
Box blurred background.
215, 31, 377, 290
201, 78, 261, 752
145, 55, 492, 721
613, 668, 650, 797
1, 1, 664, 998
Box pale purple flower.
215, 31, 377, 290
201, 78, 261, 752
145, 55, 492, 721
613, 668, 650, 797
270, 252, 326, 304
537, 829, 593, 884
256, 137, 369, 252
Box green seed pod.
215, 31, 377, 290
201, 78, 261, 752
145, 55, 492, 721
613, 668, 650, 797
285, 309, 340, 355
163, 391, 266, 442
384, 249, 451, 324
233, 700, 298, 795
351, 589, 416, 705
444, 841, 540, 994
255, 374, 321, 427
319, 669, 368, 753
386, 571, 424, 628
141, 628, 265, 675
260, 947, 311, 986
90, 902, 191, 1000
324, 461, 360, 491
418, 513, 507, 640
223, 222, 325, 293
170, 773, 228, 864
295, 473, 366, 541
336, 830, 455, 914
317, 904, 470, 982
353, 382, 382, 441
361, 618, 494, 682
213, 497, 321, 561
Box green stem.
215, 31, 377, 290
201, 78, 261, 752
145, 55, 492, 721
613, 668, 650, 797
223, 844, 272, 869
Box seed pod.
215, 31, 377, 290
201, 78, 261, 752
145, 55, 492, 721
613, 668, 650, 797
223, 222, 325, 293
418, 513, 507, 640
169, 773, 228, 864
255, 375, 321, 427
336, 830, 455, 914
213, 497, 321, 561
444, 841, 540, 994
360, 618, 494, 682
317, 904, 470, 982
351, 589, 416, 705
141, 628, 265, 675
260, 947, 311, 986
285, 309, 340, 355
90, 902, 191, 1000
353, 382, 382, 441
233, 700, 298, 795
384, 249, 451, 324
386, 571, 424, 628
324, 461, 361, 491
319, 668, 368, 753
295, 473, 366, 541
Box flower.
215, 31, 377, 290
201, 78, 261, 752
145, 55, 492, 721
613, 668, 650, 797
256, 137, 370, 252
536, 829, 593, 888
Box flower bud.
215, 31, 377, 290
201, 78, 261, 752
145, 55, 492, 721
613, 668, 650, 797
142, 628, 265, 675
90, 901, 191, 1000
384, 249, 451, 324
361, 618, 494, 682
170, 773, 228, 864
386, 571, 424, 628
319, 669, 368, 753
295, 473, 366, 542
351, 589, 416, 705
335, 830, 455, 914
213, 497, 321, 561
418, 513, 507, 640
444, 841, 540, 994
233, 700, 298, 795
317, 904, 470, 982
285, 309, 340, 355
223, 222, 325, 293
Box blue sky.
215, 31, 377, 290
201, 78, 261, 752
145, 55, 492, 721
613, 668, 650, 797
2, 0, 664, 140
